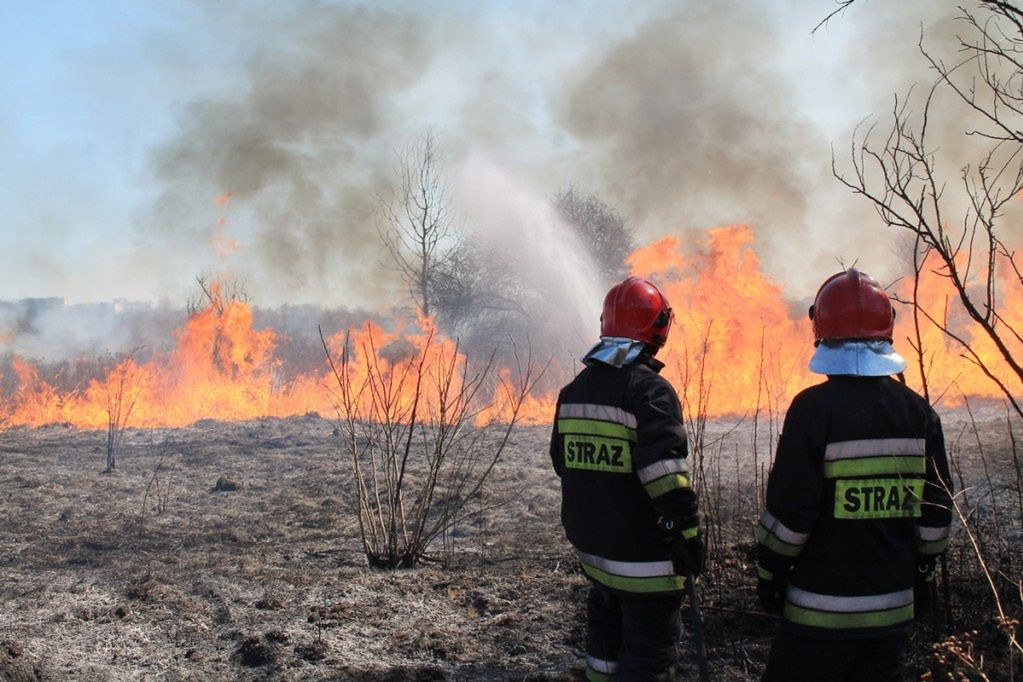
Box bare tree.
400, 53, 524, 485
186, 274, 250, 317
836, 0, 1023, 419
185, 275, 253, 376
380, 132, 454, 317
554, 187, 634, 285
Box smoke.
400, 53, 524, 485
139, 0, 984, 318
145, 2, 445, 308
0, 299, 180, 361
551, 1, 979, 300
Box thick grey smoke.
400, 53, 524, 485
146, 3, 444, 308
553, 1, 977, 299
139, 0, 981, 320
558, 4, 815, 246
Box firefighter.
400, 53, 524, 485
756, 269, 953, 681
550, 276, 703, 682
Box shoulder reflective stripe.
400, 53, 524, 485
559, 403, 637, 429
785, 603, 913, 629
757, 565, 774, 581
643, 473, 691, 498
787, 586, 912, 612
636, 458, 689, 484
586, 655, 618, 674
916, 524, 951, 541
581, 563, 687, 593
558, 418, 637, 441
825, 438, 925, 461
575, 549, 674, 577
824, 455, 926, 478
759, 509, 810, 546
586, 669, 612, 682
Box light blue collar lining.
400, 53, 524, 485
809, 340, 907, 377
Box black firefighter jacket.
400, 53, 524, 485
757, 375, 953, 637
550, 355, 698, 594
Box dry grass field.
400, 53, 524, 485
0, 405, 1019, 680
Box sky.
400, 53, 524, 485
0, 0, 976, 310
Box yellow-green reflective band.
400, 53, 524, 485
558, 418, 637, 441
580, 563, 686, 593
756, 523, 804, 557
643, 472, 692, 498
916, 538, 950, 555
564, 435, 632, 473
682, 525, 700, 540
586, 670, 612, 682
784, 603, 913, 629
824, 456, 926, 478
757, 565, 774, 581
834, 478, 924, 519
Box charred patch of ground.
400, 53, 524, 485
0, 412, 1017, 679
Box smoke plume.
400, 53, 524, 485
138, 0, 977, 319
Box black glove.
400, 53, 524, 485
914, 559, 936, 621
757, 573, 787, 615
653, 489, 703, 577
667, 531, 706, 578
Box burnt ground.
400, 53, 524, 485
0, 408, 1020, 680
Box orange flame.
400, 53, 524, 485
2, 225, 1021, 430
631, 226, 813, 416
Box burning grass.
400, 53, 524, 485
3, 226, 1022, 435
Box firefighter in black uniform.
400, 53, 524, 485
551, 276, 703, 682
756, 269, 953, 681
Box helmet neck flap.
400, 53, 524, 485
809, 339, 907, 377
582, 337, 652, 368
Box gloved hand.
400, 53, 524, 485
757, 574, 787, 615
914, 559, 936, 621
667, 531, 706, 578
652, 490, 703, 577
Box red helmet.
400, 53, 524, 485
600, 277, 674, 348
809, 269, 895, 343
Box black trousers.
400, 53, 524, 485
762, 628, 908, 682
585, 582, 684, 682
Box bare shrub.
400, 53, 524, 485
322, 324, 545, 569
140, 452, 174, 518
104, 350, 143, 472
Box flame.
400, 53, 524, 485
630, 226, 813, 416
0, 286, 518, 430
628, 226, 1023, 414
895, 248, 1023, 403
1, 225, 1020, 430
